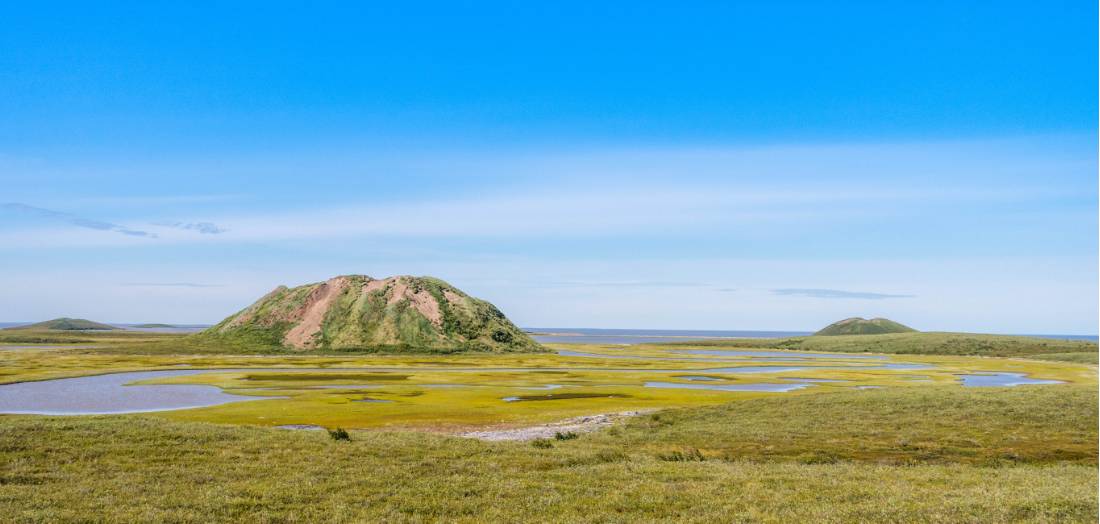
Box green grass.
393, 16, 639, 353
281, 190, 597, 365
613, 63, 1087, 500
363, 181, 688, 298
0, 384, 1095, 522
1031, 352, 1100, 364
0, 335, 1095, 521
597, 385, 1097, 465
670, 331, 1098, 358
0, 329, 173, 346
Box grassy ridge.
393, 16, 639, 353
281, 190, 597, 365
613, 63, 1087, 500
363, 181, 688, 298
4, 318, 120, 331
0, 329, 173, 346
671, 332, 1098, 358
1, 384, 1095, 522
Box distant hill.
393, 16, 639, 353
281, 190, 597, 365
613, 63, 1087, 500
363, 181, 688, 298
133, 323, 176, 328
6, 318, 122, 331
203, 275, 544, 352
815, 317, 916, 336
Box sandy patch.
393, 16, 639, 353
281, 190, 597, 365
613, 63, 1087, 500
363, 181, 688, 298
457, 411, 650, 441
442, 289, 466, 307
362, 278, 390, 294
372, 277, 443, 326
408, 289, 443, 327
282, 277, 349, 349
386, 278, 409, 306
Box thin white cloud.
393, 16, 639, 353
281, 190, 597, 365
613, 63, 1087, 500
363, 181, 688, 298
153, 221, 228, 234
772, 288, 915, 300
0, 178, 1085, 248
120, 282, 225, 288
0, 140, 1091, 247
540, 280, 709, 288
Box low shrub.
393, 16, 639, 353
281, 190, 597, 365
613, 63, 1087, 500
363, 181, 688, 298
328, 428, 351, 441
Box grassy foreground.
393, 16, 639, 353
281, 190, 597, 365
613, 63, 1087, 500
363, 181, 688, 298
0, 333, 1095, 521
1, 385, 1096, 523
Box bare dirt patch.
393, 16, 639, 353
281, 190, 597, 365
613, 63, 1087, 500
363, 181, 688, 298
408, 289, 443, 327
386, 278, 409, 306
362, 278, 390, 294
458, 411, 651, 441
443, 289, 466, 307
282, 277, 350, 349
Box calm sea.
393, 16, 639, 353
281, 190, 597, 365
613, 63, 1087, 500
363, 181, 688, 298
527, 327, 1099, 345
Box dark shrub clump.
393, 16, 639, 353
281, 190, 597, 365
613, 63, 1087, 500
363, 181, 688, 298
328, 428, 351, 441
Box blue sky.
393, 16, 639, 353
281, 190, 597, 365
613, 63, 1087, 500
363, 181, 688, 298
1, 2, 1096, 333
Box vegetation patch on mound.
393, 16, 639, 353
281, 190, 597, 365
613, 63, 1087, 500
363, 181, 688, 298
815, 317, 916, 336
4, 318, 121, 331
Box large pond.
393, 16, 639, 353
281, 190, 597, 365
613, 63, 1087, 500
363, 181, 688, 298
0, 370, 269, 415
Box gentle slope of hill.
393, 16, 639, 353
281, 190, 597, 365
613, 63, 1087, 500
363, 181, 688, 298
203, 275, 543, 352
5, 318, 121, 331
814, 317, 916, 336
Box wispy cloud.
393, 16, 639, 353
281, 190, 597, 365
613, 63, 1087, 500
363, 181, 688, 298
771, 288, 915, 300
120, 282, 224, 288
543, 280, 708, 288
1, 202, 157, 238
154, 221, 228, 234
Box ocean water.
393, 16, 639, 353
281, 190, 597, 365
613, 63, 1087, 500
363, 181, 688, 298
527, 327, 812, 345
528, 327, 1099, 345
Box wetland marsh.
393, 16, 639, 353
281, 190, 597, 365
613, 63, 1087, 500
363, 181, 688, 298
0, 330, 1095, 522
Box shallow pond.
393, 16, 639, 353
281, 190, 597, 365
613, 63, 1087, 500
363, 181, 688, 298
677, 349, 886, 359
0, 370, 269, 415
960, 372, 1064, 387
503, 393, 630, 402
644, 381, 810, 393
556, 349, 809, 362
701, 363, 930, 373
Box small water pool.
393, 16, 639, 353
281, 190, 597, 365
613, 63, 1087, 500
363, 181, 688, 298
677, 349, 886, 360
644, 381, 810, 393
959, 372, 1063, 387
